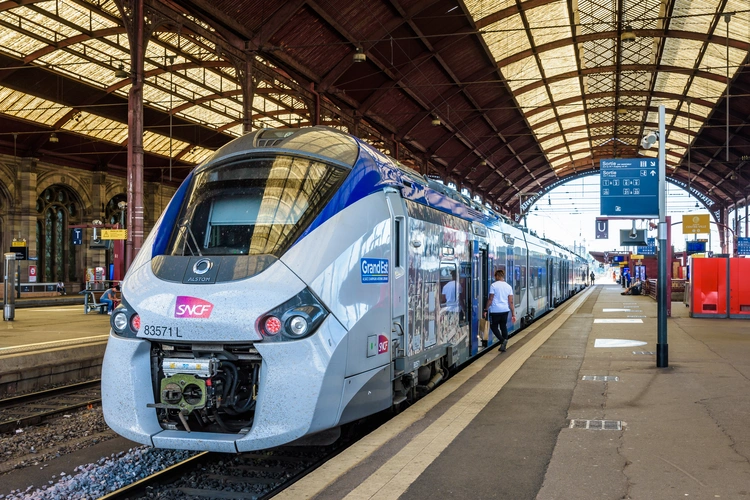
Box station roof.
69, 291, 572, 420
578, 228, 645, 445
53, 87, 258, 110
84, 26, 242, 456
0, 0, 747, 216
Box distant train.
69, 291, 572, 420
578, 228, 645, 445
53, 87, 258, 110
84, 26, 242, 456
102, 126, 589, 453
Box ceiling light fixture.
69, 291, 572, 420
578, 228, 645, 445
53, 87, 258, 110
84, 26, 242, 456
49, 132, 59, 143
114, 63, 129, 78
431, 116, 441, 126
621, 26, 636, 43
352, 47, 366, 63
616, 108, 627, 115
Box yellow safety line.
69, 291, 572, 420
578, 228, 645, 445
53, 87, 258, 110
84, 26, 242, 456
277, 288, 592, 500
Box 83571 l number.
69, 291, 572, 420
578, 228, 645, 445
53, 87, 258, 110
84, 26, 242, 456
142, 325, 182, 337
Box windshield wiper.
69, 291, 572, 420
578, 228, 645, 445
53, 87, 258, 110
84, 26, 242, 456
178, 217, 203, 256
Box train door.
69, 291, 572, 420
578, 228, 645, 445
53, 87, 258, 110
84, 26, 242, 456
547, 257, 554, 308
386, 192, 407, 381
472, 243, 488, 355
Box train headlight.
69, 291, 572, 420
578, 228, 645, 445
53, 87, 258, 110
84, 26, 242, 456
110, 296, 140, 338
112, 311, 128, 331
287, 315, 308, 337
257, 288, 328, 341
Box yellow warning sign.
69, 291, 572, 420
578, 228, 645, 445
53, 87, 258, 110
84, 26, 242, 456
102, 229, 127, 240
630, 255, 644, 260
683, 214, 710, 234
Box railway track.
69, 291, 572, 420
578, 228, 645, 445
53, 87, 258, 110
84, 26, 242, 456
100, 446, 338, 499
0, 379, 101, 433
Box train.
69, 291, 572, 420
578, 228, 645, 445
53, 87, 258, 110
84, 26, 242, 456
101, 126, 589, 453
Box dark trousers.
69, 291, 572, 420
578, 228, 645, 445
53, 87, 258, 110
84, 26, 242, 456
489, 311, 510, 344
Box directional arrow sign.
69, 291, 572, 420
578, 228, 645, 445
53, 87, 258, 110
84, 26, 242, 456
600, 158, 658, 217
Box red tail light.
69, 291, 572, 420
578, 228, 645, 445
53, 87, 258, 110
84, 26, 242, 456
131, 314, 141, 331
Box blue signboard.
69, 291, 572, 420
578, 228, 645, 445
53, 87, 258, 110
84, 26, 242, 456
600, 158, 659, 217
360, 258, 389, 283
738, 237, 750, 256
72, 228, 83, 246
637, 237, 657, 255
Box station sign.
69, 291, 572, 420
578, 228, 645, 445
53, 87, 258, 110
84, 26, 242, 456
11, 240, 26, 247
600, 158, 659, 217
102, 229, 128, 240
72, 228, 83, 245
595, 218, 608, 239
630, 255, 644, 260
637, 237, 657, 256
738, 237, 750, 256
682, 214, 710, 234
9, 246, 27, 260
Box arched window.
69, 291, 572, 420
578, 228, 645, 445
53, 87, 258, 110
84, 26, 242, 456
36, 185, 80, 282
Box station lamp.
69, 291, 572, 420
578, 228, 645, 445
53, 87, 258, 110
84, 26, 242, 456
621, 26, 636, 43
352, 47, 366, 63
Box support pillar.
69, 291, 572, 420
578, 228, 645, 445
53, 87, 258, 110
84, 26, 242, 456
241, 55, 255, 134
116, 0, 149, 270
16, 158, 38, 282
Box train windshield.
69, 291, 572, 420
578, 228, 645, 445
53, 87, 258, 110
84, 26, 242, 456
167, 155, 348, 257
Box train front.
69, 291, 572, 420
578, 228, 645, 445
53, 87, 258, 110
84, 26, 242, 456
102, 128, 366, 452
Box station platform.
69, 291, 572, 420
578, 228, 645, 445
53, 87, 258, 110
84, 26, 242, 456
278, 285, 750, 499
0, 299, 110, 396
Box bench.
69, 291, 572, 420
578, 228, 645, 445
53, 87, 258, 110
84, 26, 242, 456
80, 290, 109, 314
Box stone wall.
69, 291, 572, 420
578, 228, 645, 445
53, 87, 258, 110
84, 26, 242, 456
0, 154, 177, 283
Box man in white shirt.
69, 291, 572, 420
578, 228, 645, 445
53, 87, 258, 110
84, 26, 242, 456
483, 269, 516, 352
441, 269, 461, 313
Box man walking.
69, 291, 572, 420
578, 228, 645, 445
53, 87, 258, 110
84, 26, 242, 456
483, 269, 516, 352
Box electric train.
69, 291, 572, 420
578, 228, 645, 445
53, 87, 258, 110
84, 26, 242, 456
101, 126, 589, 453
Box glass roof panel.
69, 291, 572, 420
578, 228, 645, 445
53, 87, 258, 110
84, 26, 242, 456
550, 157, 570, 168
526, 109, 556, 126
0, 87, 72, 125
661, 38, 703, 69
672, 116, 693, 136
179, 105, 235, 129
703, 43, 747, 76
182, 146, 215, 165
687, 76, 725, 102
0, 23, 48, 58
571, 152, 590, 161
6, 6, 80, 40
724, 0, 750, 42
669, 0, 717, 33
538, 46, 578, 79
38, 0, 116, 30
559, 115, 587, 131
653, 72, 690, 98
483, 13, 531, 62
143, 130, 190, 157
223, 125, 243, 137
61, 112, 128, 144
502, 55, 543, 91
527, 1, 571, 47
464, 0, 516, 19
668, 131, 690, 146
548, 77, 581, 103
515, 86, 550, 111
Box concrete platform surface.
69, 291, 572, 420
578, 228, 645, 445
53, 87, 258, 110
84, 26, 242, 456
276, 285, 750, 500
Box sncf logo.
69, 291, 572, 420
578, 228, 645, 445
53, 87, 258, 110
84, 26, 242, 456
378, 334, 389, 354
174, 296, 214, 319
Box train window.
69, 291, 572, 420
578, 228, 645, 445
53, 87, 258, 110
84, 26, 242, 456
521, 266, 526, 292
167, 156, 348, 257
513, 266, 521, 296
439, 263, 459, 310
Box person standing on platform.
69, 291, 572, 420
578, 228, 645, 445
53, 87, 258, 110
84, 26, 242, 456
590, 271, 595, 285
483, 269, 516, 352
622, 267, 631, 288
